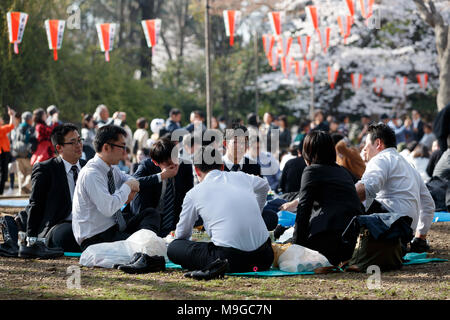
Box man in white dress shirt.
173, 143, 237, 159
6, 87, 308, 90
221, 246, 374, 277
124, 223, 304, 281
72, 125, 151, 251
355, 123, 435, 252
167, 146, 274, 273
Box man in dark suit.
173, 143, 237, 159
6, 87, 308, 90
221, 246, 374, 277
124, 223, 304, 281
277, 139, 306, 194
18, 124, 86, 258
131, 137, 193, 238
222, 124, 262, 177
412, 109, 424, 142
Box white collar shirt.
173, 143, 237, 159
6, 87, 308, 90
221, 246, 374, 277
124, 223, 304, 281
60, 157, 81, 221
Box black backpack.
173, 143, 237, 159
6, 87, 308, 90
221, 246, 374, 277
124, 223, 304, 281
11, 125, 34, 158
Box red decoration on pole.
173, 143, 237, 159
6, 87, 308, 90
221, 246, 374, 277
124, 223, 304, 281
278, 36, 292, 57
96, 23, 117, 62
346, 0, 356, 17
359, 0, 375, 20
373, 77, 384, 96
337, 15, 353, 44
45, 19, 65, 61
295, 60, 307, 81
317, 27, 331, 54
306, 6, 319, 31
142, 19, 161, 55
297, 35, 311, 60
268, 12, 283, 36
351, 73, 363, 90
223, 10, 241, 46
306, 60, 319, 83
417, 73, 428, 89
6, 12, 28, 54
328, 66, 340, 89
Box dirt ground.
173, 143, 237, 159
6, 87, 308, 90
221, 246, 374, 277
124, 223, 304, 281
0, 209, 448, 300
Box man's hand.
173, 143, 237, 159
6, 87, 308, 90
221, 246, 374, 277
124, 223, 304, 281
7, 106, 16, 117
355, 182, 366, 202
125, 179, 140, 192
279, 199, 299, 212
161, 164, 179, 180
126, 191, 137, 204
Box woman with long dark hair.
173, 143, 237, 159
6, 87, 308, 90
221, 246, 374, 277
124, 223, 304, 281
30, 108, 58, 166
293, 131, 362, 266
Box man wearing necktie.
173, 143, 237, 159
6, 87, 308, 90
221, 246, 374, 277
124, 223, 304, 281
17, 124, 86, 258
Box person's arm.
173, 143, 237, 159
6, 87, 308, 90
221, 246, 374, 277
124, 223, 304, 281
26, 163, 50, 235
416, 180, 436, 238
355, 156, 388, 207
249, 173, 270, 212
293, 169, 316, 245
174, 193, 198, 240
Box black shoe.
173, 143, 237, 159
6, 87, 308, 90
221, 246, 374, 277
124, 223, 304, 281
273, 224, 288, 240
410, 237, 430, 253
18, 242, 64, 259
190, 258, 229, 281
113, 252, 142, 269
0, 239, 18, 257
118, 254, 166, 274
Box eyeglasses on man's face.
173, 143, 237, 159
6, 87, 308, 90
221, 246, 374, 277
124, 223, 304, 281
62, 138, 84, 146
108, 142, 127, 151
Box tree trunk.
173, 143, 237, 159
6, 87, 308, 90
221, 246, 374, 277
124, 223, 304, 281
413, 0, 450, 111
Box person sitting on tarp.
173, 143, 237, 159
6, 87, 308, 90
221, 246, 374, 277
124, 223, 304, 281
355, 123, 435, 253
167, 145, 274, 278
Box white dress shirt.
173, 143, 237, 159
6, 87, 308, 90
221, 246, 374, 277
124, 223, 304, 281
72, 154, 132, 245
175, 170, 270, 252
60, 157, 81, 221
359, 148, 435, 235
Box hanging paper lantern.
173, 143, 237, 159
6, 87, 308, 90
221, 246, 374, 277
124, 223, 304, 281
337, 15, 353, 44
141, 19, 161, 49
351, 73, 363, 90
396, 76, 408, 93
223, 10, 241, 46
346, 0, 356, 17
328, 66, 340, 89
277, 36, 292, 57
306, 60, 319, 83
281, 56, 292, 78
373, 77, 384, 95
6, 12, 29, 54
306, 6, 319, 31
297, 35, 311, 59
96, 23, 116, 62
417, 73, 428, 89
295, 60, 307, 81
262, 34, 275, 60
269, 46, 279, 70
317, 27, 331, 54
359, 0, 375, 20
44, 19, 65, 61
268, 12, 283, 36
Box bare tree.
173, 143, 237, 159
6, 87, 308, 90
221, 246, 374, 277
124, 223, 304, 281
413, 0, 450, 111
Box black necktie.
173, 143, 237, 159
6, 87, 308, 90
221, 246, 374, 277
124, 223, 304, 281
71, 166, 78, 186
231, 163, 240, 171
161, 178, 175, 234
107, 169, 127, 232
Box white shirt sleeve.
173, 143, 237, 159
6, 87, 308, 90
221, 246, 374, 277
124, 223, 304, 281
250, 174, 270, 212
360, 156, 389, 207
174, 193, 198, 240
416, 179, 435, 235
85, 170, 131, 217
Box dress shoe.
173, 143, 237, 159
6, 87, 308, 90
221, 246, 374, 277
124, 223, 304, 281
113, 252, 142, 269
410, 237, 430, 253
118, 254, 166, 274
18, 241, 64, 259
0, 239, 18, 257
188, 258, 229, 281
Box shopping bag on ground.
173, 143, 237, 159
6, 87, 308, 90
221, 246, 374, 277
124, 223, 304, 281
278, 244, 331, 272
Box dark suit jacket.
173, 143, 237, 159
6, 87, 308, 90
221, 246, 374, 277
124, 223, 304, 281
131, 159, 193, 233
413, 119, 424, 142
293, 163, 362, 245
278, 156, 306, 193
27, 157, 86, 238
223, 156, 262, 177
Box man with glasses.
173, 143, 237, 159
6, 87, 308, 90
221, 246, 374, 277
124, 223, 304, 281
17, 124, 86, 258
72, 125, 156, 252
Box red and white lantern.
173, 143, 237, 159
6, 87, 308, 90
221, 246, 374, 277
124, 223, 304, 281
142, 19, 161, 49
268, 12, 283, 36
306, 6, 319, 31
351, 73, 363, 90
317, 27, 331, 54
269, 46, 279, 70
96, 23, 116, 62
297, 35, 311, 59
281, 56, 294, 78
306, 60, 319, 83
373, 77, 384, 95
328, 66, 340, 89
337, 15, 353, 44
396, 76, 408, 93
223, 10, 241, 46
278, 36, 292, 57
417, 73, 428, 89
44, 19, 65, 61
359, 0, 375, 20
295, 60, 307, 81
6, 11, 28, 54
262, 34, 275, 59
346, 0, 356, 17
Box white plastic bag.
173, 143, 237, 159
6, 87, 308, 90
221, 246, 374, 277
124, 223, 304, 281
277, 227, 294, 243
79, 229, 168, 268
278, 244, 332, 272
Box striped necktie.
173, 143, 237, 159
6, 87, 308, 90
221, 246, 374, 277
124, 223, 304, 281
107, 169, 127, 232
161, 178, 175, 234
71, 165, 78, 185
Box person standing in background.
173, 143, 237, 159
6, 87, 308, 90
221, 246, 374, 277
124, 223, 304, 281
0, 107, 19, 195
30, 108, 59, 166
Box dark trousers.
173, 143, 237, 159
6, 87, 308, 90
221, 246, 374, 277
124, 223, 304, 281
0, 151, 11, 194
80, 208, 160, 251
305, 230, 357, 266
46, 222, 81, 252
167, 237, 274, 273
262, 198, 286, 231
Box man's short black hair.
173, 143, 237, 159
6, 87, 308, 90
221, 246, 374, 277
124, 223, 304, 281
170, 108, 181, 116
367, 123, 397, 148
150, 137, 175, 164
302, 131, 336, 165
193, 146, 223, 173
94, 125, 127, 153
51, 123, 79, 149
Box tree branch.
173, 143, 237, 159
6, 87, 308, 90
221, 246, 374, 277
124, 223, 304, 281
413, 0, 435, 27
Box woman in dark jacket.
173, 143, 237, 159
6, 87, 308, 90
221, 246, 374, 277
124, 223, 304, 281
293, 131, 362, 266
